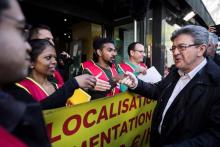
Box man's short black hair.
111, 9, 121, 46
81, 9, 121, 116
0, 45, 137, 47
28, 24, 52, 40
0, 0, 9, 16
127, 42, 141, 57
93, 38, 114, 50
92, 38, 114, 62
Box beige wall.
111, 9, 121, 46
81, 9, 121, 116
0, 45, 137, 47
72, 21, 101, 60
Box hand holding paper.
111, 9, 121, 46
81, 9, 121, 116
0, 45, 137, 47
136, 66, 147, 75
137, 66, 162, 83
119, 66, 162, 89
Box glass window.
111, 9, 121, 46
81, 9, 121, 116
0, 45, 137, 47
114, 22, 140, 62
162, 9, 184, 68
113, 10, 153, 67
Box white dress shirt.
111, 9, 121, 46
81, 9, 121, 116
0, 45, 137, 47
158, 58, 207, 134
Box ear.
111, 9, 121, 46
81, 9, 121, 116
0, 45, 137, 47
130, 50, 135, 56
198, 44, 207, 57
97, 49, 102, 56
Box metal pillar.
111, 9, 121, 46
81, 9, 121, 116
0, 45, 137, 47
134, 20, 137, 42
152, 3, 165, 75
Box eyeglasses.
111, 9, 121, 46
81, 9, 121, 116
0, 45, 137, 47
1, 14, 31, 40
133, 50, 145, 54
170, 44, 200, 53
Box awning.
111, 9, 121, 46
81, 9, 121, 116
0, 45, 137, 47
185, 0, 215, 26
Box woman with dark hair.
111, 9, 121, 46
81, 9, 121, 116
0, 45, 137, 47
6, 39, 97, 109
5, 38, 111, 111
17, 39, 58, 101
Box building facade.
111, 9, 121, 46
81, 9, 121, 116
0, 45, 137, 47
20, 0, 215, 75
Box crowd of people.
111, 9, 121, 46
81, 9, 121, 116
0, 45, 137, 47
1, 0, 220, 146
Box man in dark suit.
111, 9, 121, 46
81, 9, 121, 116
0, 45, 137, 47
120, 25, 220, 147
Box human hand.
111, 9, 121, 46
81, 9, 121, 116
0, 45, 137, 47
118, 71, 138, 89
208, 26, 216, 33
140, 66, 147, 75
136, 66, 147, 75
94, 73, 111, 91
74, 74, 96, 89
60, 51, 70, 59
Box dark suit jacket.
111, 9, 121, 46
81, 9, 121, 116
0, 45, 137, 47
213, 53, 220, 66
131, 59, 220, 147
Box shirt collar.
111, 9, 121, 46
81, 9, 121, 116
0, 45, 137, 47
178, 58, 207, 79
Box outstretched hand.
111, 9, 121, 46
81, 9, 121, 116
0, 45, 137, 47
75, 74, 96, 89
118, 71, 138, 89
94, 72, 111, 91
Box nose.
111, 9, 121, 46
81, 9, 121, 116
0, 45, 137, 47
25, 41, 32, 53
172, 48, 180, 55
52, 57, 57, 65
113, 50, 117, 56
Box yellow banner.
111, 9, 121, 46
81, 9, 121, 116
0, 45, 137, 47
43, 92, 156, 147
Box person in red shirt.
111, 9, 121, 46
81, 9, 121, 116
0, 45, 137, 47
81, 38, 120, 99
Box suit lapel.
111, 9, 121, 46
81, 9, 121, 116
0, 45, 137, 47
161, 73, 205, 137
151, 72, 180, 133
